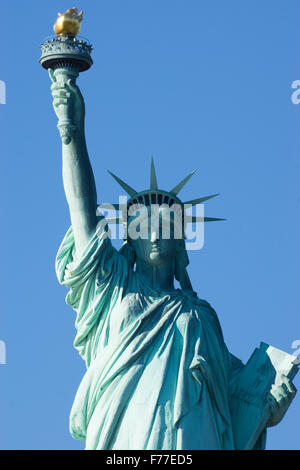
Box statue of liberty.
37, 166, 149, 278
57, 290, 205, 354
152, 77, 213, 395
46, 8, 297, 451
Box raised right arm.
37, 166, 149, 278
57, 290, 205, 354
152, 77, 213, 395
50, 68, 98, 257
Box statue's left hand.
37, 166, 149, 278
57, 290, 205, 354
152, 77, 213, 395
266, 374, 297, 427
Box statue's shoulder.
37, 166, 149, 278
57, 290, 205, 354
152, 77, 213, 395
180, 290, 224, 337
180, 289, 215, 312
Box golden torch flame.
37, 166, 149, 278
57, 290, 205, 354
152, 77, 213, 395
53, 7, 83, 36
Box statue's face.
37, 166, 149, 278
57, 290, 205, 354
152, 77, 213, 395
130, 233, 180, 267
128, 206, 183, 267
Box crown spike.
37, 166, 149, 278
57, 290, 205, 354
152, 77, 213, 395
104, 217, 122, 224
97, 203, 121, 211
150, 156, 158, 190
108, 171, 137, 197
188, 216, 226, 223
170, 169, 197, 196
184, 193, 220, 206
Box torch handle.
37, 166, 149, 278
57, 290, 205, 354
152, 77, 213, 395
53, 67, 79, 145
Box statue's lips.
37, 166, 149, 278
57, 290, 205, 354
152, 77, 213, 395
151, 244, 160, 253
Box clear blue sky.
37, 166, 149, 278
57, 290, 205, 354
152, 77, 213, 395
0, 1, 299, 450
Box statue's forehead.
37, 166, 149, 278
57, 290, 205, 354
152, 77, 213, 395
127, 204, 182, 224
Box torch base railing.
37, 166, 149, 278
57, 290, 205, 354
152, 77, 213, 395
40, 34, 93, 144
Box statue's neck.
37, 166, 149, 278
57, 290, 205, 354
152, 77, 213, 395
135, 258, 176, 293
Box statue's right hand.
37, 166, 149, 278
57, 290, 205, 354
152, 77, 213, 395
49, 68, 85, 130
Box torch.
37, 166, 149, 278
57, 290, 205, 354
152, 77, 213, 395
39, 7, 93, 144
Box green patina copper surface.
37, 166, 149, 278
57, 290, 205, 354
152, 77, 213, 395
40, 13, 298, 449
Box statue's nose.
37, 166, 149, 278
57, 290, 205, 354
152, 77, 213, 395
150, 230, 159, 242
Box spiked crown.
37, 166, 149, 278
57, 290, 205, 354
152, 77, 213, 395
99, 157, 225, 227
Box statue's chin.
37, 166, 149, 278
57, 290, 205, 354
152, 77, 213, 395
149, 252, 163, 264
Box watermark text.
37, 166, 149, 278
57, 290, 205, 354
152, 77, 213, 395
0, 80, 6, 104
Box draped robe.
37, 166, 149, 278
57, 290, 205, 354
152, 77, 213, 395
55, 225, 266, 450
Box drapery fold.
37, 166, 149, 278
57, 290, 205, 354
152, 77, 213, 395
56, 225, 266, 450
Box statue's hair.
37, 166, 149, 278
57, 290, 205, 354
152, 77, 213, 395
119, 241, 136, 268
